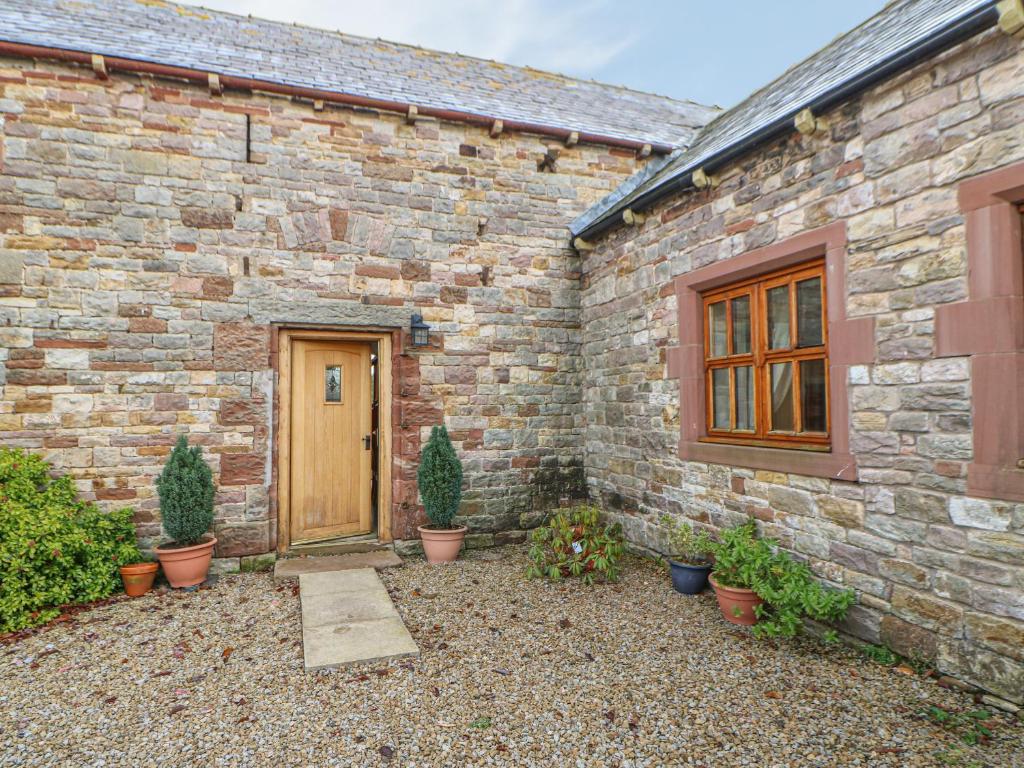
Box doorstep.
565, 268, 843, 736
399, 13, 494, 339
299, 567, 418, 670
273, 550, 403, 581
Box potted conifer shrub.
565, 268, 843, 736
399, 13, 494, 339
154, 435, 217, 588
416, 424, 465, 564
659, 514, 714, 595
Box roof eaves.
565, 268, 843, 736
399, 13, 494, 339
572, 0, 1000, 242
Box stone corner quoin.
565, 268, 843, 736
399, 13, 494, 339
0, 20, 1023, 703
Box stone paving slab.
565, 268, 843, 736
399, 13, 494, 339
299, 568, 418, 670
274, 550, 403, 580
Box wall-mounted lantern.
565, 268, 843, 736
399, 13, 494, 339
410, 313, 431, 347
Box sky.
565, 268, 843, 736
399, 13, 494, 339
182, 1, 891, 109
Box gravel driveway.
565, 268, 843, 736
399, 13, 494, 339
2, 547, 1022, 767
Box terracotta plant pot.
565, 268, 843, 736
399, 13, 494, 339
709, 573, 764, 626
120, 562, 159, 597
155, 536, 217, 588
417, 525, 467, 564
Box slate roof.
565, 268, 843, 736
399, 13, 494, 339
1, 0, 719, 150
572, 0, 999, 237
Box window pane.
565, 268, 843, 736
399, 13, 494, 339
325, 365, 343, 403
731, 296, 751, 355
735, 366, 754, 431
770, 362, 794, 431
709, 302, 727, 357
767, 286, 790, 349
800, 359, 827, 433
796, 277, 823, 348
712, 368, 730, 430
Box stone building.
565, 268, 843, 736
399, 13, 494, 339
1, 0, 1023, 703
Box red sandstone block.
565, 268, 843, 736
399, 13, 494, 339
214, 522, 270, 557
454, 273, 482, 287
444, 367, 476, 385
400, 261, 430, 281
181, 207, 234, 229
7, 369, 67, 385
129, 317, 167, 333
34, 338, 107, 349
118, 304, 151, 317
95, 487, 137, 501
836, 158, 864, 179
219, 453, 266, 486
153, 393, 189, 411
219, 398, 264, 426
726, 218, 755, 235
201, 276, 234, 299
355, 264, 401, 280
402, 401, 442, 426
328, 208, 348, 240
214, 323, 269, 371
364, 295, 403, 306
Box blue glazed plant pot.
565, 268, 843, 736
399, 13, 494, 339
669, 559, 712, 595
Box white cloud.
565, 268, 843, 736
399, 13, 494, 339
187, 0, 636, 76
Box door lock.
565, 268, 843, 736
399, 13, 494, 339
363, 435, 372, 450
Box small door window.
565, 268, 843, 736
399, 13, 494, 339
325, 365, 343, 403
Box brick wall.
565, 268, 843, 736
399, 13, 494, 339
0, 56, 646, 556
580, 29, 1024, 703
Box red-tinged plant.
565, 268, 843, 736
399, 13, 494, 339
526, 505, 624, 585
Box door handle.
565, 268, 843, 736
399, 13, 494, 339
363, 435, 372, 450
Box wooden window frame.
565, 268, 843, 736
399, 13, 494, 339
701, 259, 830, 450
667, 223, 875, 481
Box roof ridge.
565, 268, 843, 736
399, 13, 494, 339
4, 0, 719, 149
173, 0, 716, 111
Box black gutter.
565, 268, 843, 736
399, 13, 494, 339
574, 1, 1000, 244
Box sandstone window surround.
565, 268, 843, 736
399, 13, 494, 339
935, 160, 1024, 503
667, 222, 875, 480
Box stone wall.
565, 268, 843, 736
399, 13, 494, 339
0, 55, 646, 556
580, 28, 1024, 703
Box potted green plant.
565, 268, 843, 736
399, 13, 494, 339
708, 520, 856, 637
659, 514, 714, 594
154, 435, 217, 588
416, 425, 465, 563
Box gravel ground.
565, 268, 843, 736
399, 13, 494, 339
1, 546, 1022, 768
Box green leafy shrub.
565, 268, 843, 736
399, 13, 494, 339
417, 425, 463, 529
0, 448, 141, 633
156, 435, 215, 546
659, 514, 713, 565
526, 505, 624, 585
860, 643, 899, 666
710, 520, 855, 639
922, 705, 993, 745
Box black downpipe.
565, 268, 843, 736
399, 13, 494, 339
575, 2, 1000, 243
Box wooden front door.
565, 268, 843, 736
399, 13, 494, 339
290, 340, 373, 543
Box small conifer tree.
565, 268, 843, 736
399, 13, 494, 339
156, 435, 215, 546
417, 425, 463, 529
